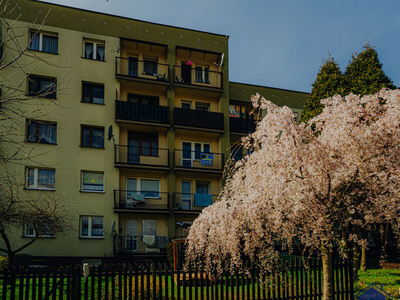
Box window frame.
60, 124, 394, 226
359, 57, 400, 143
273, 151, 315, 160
82, 82, 105, 104
81, 125, 105, 149
194, 65, 209, 83
182, 141, 211, 161
126, 177, 160, 199
195, 102, 210, 111
81, 171, 104, 193
23, 223, 54, 238
28, 75, 57, 99
79, 216, 104, 238
127, 93, 159, 106
26, 119, 57, 144
82, 40, 106, 61
25, 167, 55, 190
29, 31, 59, 54
143, 56, 158, 75
128, 131, 158, 157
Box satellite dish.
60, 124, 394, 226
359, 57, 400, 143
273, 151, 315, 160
110, 221, 116, 236
107, 125, 113, 141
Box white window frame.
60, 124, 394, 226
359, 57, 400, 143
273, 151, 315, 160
29, 31, 58, 53
83, 40, 105, 61
181, 101, 192, 109
195, 65, 210, 83
25, 167, 55, 190
126, 178, 160, 199
79, 216, 104, 238
81, 171, 104, 193
24, 223, 54, 238
195, 102, 210, 111
181, 141, 211, 162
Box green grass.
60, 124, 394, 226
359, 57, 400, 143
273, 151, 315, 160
355, 268, 400, 299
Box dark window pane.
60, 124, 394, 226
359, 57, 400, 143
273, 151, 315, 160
82, 128, 90, 147
30, 32, 40, 50
42, 35, 58, 53
92, 85, 104, 104
195, 143, 201, 160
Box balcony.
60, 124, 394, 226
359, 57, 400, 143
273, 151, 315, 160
114, 190, 169, 212
173, 65, 223, 91
114, 235, 170, 255
115, 57, 169, 85
173, 108, 224, 132
174, 193, 218, 212
229, 117, 256, 134
114, 145, 169, 170
174, 150, 224, 173
115, 100, 169, 125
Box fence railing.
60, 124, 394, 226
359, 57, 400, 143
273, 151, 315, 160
0, 258, 354, 300
174, 149, 224, 171
115, 57, 169, 82
174, 107, 224, 131
114, 145, 169, 168
115, 100, 169, 124
174, 193, 218, 210
114, 190, 169, 210
230, 117, 256, 134
174, 65, 223, 89
113, 235, 170, 255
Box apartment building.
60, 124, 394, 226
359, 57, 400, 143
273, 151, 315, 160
1, 0, 308, 266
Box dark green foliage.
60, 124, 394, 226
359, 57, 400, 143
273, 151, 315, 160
300, 56, 345, 123
344, 43, 396, 96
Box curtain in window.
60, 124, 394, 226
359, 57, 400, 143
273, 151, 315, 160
92, 128, 104, 148
82, 172, 104, 191
126, 220, 138, 251
81, 217, 89, 236
30, 32, 40, 50
37, 169, 55, 189
91, 217, 103, 236
27, 168, 35, 188
181, 182, 192, 210
195, 143, 202, 160
128, 57, 138, 77
96, 45, 105, 61
42, 35, 58, 53
142, 220, 157, 236
28, 123, 37, 142
92, 86, 104, 104
85, 42, 94, 59
39, 123, 57, 144
196, 182, 209, 194
195, 67, 203, 82
204, 68, 209, 83
39, 78, 56, 95
143, 60, 158, 75
82, 128, 90, 147
141, 180, 159, 198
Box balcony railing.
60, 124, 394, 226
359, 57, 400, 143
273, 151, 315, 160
174, 65, 223, 89
229, 117, 256, 134
113, 235, 170, 255
174, 193, 218, 211
114, 145, 169, 168
114, 190, 169, 210
173, 108, 224, 131
174, 150, 224, 171
115, 101, 169, 124
115, 57, 169, 83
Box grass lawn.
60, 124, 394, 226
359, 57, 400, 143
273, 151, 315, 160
355, 268, 400, 299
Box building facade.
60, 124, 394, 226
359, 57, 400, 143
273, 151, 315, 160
1, 0, 308, 266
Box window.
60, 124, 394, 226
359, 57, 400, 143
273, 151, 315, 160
182, 142, 211, 167
83, 41, 105, 61
195, 102, 210, 111
128, 56, 138, 77
142, 220, 157, 236
26, 168, 55, 190
81, 126, 104, 148
126, 178, 160, 198
80, 216, 103, 238
143, 57, 158, 75
128, 131, 158, 163
195, 66, 209, 83
82, 82, 104, 104
127, 94, 159, 106
181, 101, 191, 110
24, 223, 54, 238
28, 75, 57, 99
27, 120, 57, 144
30, 31, 58, 54
81, 171, 104, 192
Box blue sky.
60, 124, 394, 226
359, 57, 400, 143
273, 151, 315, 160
43, 0, 400, 93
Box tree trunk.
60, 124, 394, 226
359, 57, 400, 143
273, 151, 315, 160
360, 245, 366, 271
353, 243, 360, 282
321, 243, 334, 300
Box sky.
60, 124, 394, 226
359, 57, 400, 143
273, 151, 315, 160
41, 0, 400, 93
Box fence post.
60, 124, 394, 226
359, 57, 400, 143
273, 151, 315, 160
2, 267, 8, 300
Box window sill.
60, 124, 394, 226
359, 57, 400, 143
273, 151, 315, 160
80, 101, 105, 105
28, 49, 59, 55
78, 237, 104, 239
81, 57, 106, 62
79, 190, 105, 194
24, 187, 56, 191
26, 93, 57, 100
22, 236, 55, 239
79, 145, 105, 149
26, 141, 58, 145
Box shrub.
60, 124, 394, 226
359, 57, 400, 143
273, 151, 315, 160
0, 256, 8, 271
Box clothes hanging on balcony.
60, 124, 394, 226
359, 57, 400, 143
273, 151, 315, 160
155, 236, 170, 248
194, 194, 212, 207
143, 235, 156, 247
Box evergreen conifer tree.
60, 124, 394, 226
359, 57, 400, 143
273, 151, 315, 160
344, 43, 396, 96
300, 56, 345, 123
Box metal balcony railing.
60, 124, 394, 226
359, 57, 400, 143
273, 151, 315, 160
173, 107, 224, 131
115, 101, 169, 124
229, 117, 256, 134
114, 190, 169, 210
115, 57, 169, 82
113, 235, 170, 255
174, 150, 224, 171
174, 193, 218, 211
114, 145, 169, 168
174, 65, 223, 89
